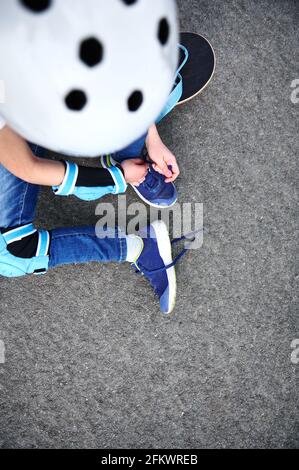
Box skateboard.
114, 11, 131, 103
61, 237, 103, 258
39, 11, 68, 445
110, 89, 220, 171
176, 32, 216, 105
157, 32, 215, 122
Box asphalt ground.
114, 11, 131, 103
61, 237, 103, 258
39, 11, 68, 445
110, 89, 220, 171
0, 0, 298, 449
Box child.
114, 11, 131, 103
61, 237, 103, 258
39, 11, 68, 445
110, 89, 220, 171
0, 0, 185, 314
0, 121, 184, 314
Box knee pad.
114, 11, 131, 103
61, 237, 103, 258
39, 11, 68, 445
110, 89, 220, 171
0, 224, 50, 278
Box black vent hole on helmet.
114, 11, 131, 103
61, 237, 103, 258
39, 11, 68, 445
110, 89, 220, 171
121, 0, 138, 5
158, 18, 170, 46
79, 37, 104, 68
128, 91, 143, 112
20, 0, 52, 13
65, 90, 87, 111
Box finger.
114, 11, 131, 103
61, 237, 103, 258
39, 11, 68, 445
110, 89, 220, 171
132, 175, 146, 186
153, 164, 164, 175
141, 168, 149, 177
138, 173, 147, 182
158, 160, 172, 178
166, 171, 179, 183
165, 171, 179, 183
154, 164, 170, 177
133, 175, 146, 185
166, 161, 180, 179
170, 161, 180, 177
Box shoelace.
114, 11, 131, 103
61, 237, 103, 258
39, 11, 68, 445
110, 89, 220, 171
134, 230, 201, 278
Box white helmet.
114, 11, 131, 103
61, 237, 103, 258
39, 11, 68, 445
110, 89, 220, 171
0, 0, 178, 156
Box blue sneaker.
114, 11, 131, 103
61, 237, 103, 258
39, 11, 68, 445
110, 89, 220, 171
133, 220, 176, 314
132, 166, 178, 208
133, 221, 197, 314
133, 220, 195, 314
101, 155, 178, 208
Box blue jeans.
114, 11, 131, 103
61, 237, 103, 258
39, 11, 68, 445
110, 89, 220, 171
0, 136, 146, 269
113, 133, 147, 162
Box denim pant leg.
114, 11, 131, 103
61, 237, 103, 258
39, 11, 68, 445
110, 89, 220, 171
0, 144, 127, 269
113, 133, 147, 163
49, 226, 127, 268
0, 143, 41, 229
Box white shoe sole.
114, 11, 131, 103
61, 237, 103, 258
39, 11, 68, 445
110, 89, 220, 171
151, 220, 177, 314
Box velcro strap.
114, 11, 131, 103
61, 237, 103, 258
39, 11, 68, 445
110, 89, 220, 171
3, 223, 37, 244
101, 154, 116, 169
156, 74, 183, 123
102, 154, 127, 193
156, 43, 188, 123
54, 161, 79, 196
36, 230, 50, 257
107, 166, 127, 194
177, 44, 189, 74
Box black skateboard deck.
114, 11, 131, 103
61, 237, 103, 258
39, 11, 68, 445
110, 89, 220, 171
176, 32, 216, 105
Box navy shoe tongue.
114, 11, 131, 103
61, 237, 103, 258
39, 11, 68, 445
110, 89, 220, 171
145, 167, 164, 189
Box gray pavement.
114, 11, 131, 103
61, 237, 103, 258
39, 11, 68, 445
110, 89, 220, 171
0, 0, 298, 449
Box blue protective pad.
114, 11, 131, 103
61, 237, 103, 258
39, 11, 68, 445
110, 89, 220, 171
53, 161, 127, 201
0, 224, 50, 277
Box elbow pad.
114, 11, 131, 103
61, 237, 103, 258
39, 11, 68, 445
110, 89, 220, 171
52, 161, 127, 201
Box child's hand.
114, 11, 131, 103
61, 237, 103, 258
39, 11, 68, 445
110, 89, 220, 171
146, 125, 180, 183
149, 141, 180, 183
121, 159, 148, 186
